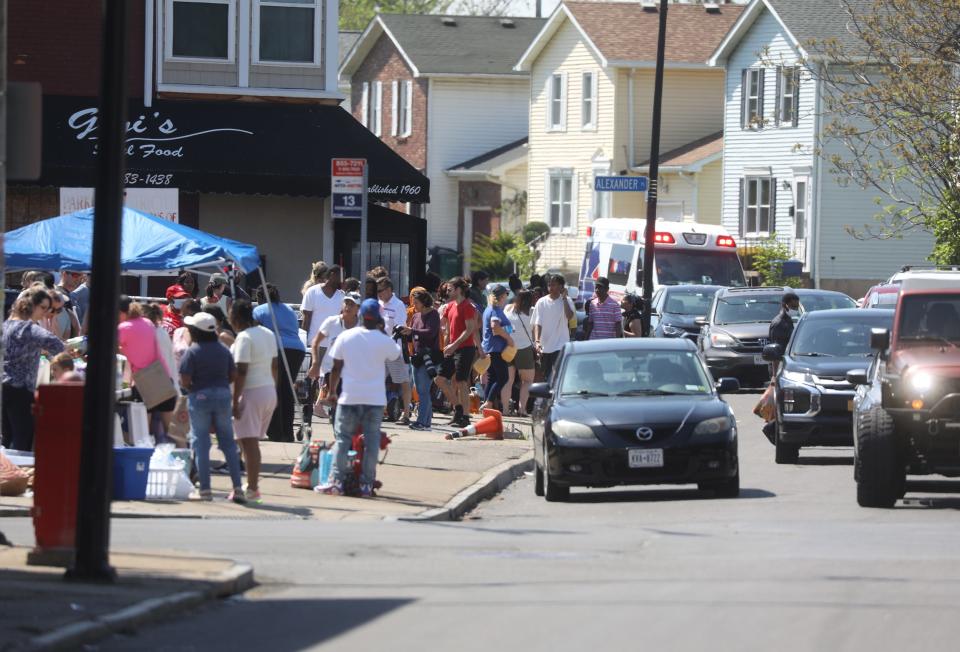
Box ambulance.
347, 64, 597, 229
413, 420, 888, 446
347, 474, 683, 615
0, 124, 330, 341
578, 218, 746, 297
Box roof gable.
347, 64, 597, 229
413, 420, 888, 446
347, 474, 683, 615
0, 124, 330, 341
341, 14, 544, 79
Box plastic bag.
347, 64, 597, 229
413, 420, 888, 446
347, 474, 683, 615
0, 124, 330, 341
753, 383, 777, 422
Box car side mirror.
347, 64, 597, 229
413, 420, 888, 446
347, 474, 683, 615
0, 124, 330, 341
870, 328, 890, 352
762, 343, 783, 361
716, 377, 740, 393
529, 382, 553, 399
846, 369, 869, 385
694, 317, 708, 327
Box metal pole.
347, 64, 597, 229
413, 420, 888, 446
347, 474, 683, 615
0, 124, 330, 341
359, 163, 369, 276
640, 0, 668, 337
68, 0, 129, 582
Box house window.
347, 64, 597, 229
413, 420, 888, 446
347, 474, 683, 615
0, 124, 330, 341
548, 73, 566, 131
370, 81, 383, 137
393, 80, 412, 137
741, 68, 765, 129
548, 169, 574, 231
169, 0, 233, 60
743, 177, 774, 235
581, 72, 595, 129
255, 0, 320, 64
794, 179, 807, 239
777, 67, 800, 126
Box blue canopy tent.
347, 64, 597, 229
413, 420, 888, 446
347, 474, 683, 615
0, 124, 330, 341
4, 207, 261, 274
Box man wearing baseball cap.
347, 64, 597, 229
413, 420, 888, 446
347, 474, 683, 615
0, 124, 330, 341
162, 286, 192, 337
319, 298, 402, 497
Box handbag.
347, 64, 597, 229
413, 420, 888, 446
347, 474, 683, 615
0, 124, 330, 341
501, 344, 518, 363
133, 359, 177, 409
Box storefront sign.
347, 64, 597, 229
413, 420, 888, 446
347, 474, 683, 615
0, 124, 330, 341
331, 158, 366, 219
38, 96, 430, 203
59, 187, 180, 222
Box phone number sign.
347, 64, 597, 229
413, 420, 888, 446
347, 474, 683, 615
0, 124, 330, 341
331, 158, 366, 219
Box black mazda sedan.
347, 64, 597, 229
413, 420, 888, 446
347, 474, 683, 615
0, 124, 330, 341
762, 308, 893, 463
530, 338, 741, 501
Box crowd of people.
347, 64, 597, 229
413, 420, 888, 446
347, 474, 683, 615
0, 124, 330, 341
1, 260, 642, 502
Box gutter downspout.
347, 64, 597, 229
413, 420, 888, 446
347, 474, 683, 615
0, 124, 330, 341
628, 70, 635, 168
812, 65, 824, 288
144, 0, 153, 107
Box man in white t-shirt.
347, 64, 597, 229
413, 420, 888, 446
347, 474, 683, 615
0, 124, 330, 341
307, 292, 361, 378
532, 273, 575, 382
301, 264, 343, 347
376, 277, 412, 424
318, 299, 402, 498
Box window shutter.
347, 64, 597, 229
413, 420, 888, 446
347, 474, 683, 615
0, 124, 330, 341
374, 82, 383, 136
391, 81, 398, 136
570, 170, 579, 232
361, 82, 369, 127
592, 72, 599, 127
774, 66, 782, 127
740, 69, 748, 129
792, 70, 801, 128
560, 72, 568, 131
769, 177, 778, 234
757, 69, 766, 124
404, 80, 413, 135
738, 178, 745, 236
545, 169, 554, 228
544, 77, 553, 130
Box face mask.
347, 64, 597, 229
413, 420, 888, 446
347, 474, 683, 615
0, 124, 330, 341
173, 299, 187, 309
787, 309, 800, 317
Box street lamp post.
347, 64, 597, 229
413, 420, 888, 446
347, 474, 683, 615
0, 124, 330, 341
640, 0, 668, 337
67, 0, 130, 583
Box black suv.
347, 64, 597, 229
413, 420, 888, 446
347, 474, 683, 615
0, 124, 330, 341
762, 309, 893, 463
697, 287, 793, 386
650, 285, 723, 340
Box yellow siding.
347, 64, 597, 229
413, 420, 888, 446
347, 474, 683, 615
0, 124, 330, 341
696, 159, 723, 225
501, 161, 529, 234
527, 20, 615, 276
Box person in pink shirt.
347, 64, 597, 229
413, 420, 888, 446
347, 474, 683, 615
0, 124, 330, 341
118, 296, 177, 433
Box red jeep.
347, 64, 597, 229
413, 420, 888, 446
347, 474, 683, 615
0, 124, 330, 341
849, 279, 960, 507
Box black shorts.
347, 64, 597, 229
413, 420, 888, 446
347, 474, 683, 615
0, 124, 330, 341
441, 346, 476, 382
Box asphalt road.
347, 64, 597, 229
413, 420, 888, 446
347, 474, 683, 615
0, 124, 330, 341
8, 392, 960, 651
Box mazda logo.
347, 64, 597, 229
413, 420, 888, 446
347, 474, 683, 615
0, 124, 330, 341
636, 427, 654, 441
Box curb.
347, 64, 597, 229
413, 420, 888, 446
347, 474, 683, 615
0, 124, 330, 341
18, 562, 254, 651
400, 451, 534, 522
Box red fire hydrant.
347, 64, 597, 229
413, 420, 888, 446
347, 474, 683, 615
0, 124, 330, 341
28, 383, 84, 567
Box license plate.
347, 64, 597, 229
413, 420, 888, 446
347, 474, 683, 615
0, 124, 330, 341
754, 355, 766, 366
628, 448, 664, 468
848, 399, 854, 412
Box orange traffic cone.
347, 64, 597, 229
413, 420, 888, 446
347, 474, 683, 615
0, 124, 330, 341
446, 408, 503, 441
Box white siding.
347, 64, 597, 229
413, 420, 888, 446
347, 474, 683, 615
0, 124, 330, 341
720, 9, 816, 246
527, 19, 616, 276
426, 78, 530, 251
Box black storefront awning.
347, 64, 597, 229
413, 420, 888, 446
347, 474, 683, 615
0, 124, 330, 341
34, 96, 429, 203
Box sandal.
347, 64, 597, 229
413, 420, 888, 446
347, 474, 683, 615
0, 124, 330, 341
397, 415, 411, 426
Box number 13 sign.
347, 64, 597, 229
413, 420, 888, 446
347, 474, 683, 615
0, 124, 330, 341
331, 158, 366, 219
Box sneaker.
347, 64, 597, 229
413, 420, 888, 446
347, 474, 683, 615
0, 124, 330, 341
211, 461, 229, 474
360, 483, 375, 498
227, 489, 247, 504
315, 482, 343, 496
408, 422, 430, 431
244, 487, 263, 504
189, 489, 213, 501
397, 415, 411, 426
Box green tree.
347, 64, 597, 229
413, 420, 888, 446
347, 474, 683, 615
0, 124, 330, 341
522, 220, 550, 245
471, 232, 536, 278
340, 0, 453, 30
808, 0, 960, 262
750, 235, 804, 288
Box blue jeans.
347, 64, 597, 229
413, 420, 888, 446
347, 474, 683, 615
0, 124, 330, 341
332, 403, 383, 487
187, 386, 243, 491
412, 363, 433, 427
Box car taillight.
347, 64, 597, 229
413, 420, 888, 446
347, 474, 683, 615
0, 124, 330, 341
629, 230, 638, 242
653, 232, 675, 244
717, 236, 737, 248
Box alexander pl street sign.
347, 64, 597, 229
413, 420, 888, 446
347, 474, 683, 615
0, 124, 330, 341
594, 176, 648, 192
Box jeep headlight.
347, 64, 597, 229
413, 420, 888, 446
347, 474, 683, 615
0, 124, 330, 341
709, 332, 737, 349
661, 324, 686, 337
693, 415, 733, 436
782, 370, 814, 385
552, 420, 597, 441
910, 372, 934, 393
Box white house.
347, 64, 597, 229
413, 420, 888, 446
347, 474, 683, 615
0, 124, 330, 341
708, 0, 933, 297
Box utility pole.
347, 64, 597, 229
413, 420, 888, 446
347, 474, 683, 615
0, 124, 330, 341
68, 0, 129, 583
640, 0, 668, 337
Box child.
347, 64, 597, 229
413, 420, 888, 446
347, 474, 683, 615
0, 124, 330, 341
50, 352, 77, 382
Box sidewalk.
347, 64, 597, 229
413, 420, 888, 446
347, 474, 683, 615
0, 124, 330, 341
0, 545, 253, 651
0, 413, 533, 523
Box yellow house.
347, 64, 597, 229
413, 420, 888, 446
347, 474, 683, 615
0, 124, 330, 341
514, 1, 743, 276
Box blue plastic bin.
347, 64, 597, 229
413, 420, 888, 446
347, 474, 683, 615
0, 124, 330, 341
112, 447, 153, 500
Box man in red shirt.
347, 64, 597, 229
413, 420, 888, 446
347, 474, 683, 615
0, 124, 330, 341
440, 277, 479, 428
162, 286, 190, 337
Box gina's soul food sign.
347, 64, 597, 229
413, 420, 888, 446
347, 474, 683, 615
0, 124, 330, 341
68, 107, 253, 160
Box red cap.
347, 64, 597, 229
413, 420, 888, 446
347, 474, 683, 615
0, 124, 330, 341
166, 285, 190, 301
